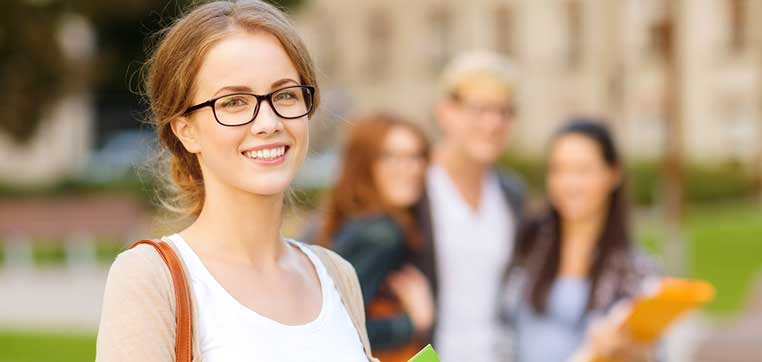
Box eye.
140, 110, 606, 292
274, 91, 297, 102
218, 96, 249, 109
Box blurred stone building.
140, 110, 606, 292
294, 0, 762, 164
2, 0, 761, 186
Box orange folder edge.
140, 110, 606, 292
622, 277, 716, 343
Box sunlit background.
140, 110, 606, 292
0, 0, 760, 361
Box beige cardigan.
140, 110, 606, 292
96, 241, 380, 362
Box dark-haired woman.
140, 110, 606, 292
316, 113, 435, 362
500, 120, 660, 362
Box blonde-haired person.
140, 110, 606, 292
414, 51, 526, 362
96, 1, 377, 361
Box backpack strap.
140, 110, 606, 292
130, 239, 193, 362
308, 245, 380, 362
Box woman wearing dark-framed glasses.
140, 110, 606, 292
96, 1, 379, 362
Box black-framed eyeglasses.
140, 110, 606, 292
451, 93, 516, 120
184, 85, 315, 126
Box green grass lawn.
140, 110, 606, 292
684, 202, 762, 314
0, 330, 94, 362
637, 201, 762, 314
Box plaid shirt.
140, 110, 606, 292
497, 221, 662, 361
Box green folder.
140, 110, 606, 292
407, 344, 440, 362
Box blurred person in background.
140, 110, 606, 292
96, 1, 378, 361
317, 113, 435, 362
415, 51, 526, 362
500, 120, 660, 362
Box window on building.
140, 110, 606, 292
728, 0, 746, 53
367, 8, 392, 79
429, 4, 452, 73
494, 4, 516, 56
566, 0, 583, 69
649, 7, 673, 62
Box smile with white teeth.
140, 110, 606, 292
244, 146, 287, 160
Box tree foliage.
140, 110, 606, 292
0, 0, 304, 144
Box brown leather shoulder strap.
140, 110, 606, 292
130, 239, 193, 362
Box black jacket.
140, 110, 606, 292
331, 214, 417, 350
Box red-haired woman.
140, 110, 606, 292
317, 113, 435, 361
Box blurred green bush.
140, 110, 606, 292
0, 175, 151, 201
498, 155, 758, 206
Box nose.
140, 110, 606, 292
481, 110, 508, 130
249, 101, 284, 136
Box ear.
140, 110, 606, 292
610, 165, 624, 189
435, 99, 455, 134
170, 116, 202, 154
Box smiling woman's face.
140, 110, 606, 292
172, 30, 309, 197
372, 125, 427, 208
547, 133, 619, 223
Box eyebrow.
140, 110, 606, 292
272, 78, 299, 89
212, 78, 300, 98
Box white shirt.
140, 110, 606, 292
164, 234, 367, 362
426, 165, 515, 362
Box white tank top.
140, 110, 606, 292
164, 234, 367, 362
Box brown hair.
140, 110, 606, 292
144, 0, 319, 218
316, 113, 430, 250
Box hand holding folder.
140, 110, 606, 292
574, 277, 715, 362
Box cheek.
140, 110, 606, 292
549, 173, 611, 215
410, 162, 426, 182
548, 173, 582, 204
496, 123, 511, 144
372, 164, 394, 198
547, 175, 567, 204
491, 122, 511, 142
464, 128, 488, 152
470, 126, 507, 154
396, 167, 422, 195
446, 114, 470, 142
287, 119, 309, 161
199, 123, 245, 162
586, 176, 614, 207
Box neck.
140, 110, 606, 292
433, 142, 489, 209
559, 211, 607, 277
183, 178, 286, 267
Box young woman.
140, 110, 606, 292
500, 120, 660, 362
96, 1, 377, 361
316, 113, 435, 362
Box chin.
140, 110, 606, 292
391, 199, 415, 209
559, 208, 594, 223
466, 146, 502, 164
240, 177, 293, 196
472, 152, 501, 165
385, 191, 417, 209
